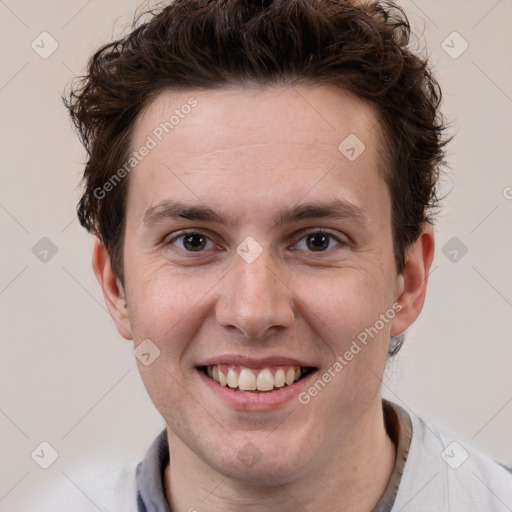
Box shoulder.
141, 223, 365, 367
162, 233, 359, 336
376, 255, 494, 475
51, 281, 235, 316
392, 406, 512, 511
26, 461, 139, 512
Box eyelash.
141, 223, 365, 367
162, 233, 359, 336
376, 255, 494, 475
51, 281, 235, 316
165, 229, 345, 255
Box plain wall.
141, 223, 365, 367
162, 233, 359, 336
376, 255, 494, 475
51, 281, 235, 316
1, 1, 511, 509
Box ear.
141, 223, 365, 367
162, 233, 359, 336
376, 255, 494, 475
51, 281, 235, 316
391, 224, 435, 336
92, 237, 132, 340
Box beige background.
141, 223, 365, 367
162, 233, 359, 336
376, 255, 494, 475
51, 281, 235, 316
1, 0, 511, 509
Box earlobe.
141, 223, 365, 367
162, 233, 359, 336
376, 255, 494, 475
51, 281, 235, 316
92, 238, 133, 340
391, 224, 435, 336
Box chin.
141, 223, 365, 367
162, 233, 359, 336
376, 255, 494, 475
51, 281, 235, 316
222, 457, 305, 487
201, 433, 315, 486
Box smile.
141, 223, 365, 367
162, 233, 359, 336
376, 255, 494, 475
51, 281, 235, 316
196, 356, 319, 409
201, 364, 316, 392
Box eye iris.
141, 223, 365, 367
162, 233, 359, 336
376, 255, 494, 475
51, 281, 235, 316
306, 233, 329, 251
184, 234, 206, 251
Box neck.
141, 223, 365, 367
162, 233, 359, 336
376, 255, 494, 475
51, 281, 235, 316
164, 398, 396, 512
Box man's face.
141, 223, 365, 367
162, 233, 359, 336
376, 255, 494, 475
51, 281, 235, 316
119, 85, 403, 482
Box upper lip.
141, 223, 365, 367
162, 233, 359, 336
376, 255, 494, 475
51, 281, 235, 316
198, 355, 317, 369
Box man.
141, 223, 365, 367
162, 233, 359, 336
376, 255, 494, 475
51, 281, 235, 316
59, 0, 511, 510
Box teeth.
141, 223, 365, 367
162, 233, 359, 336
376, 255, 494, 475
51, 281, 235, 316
238, 368, 256, 391
218, 367, 227, 386
274, 368, 285, 388
227, 367, 238, 388
211, 365, 219, 383
206, 364, 308, 392
256, 368, 274, 391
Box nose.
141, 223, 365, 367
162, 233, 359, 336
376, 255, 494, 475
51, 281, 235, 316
215, 251, 295, 339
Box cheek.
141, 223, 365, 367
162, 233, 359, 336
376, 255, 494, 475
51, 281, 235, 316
295, 268, 394, 345
123, 265, 221, 421
292, 271, 394, 430
124, 260, 225, 358
294, 269, 394, 395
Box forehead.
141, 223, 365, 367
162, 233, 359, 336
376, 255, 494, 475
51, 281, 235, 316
135, 84, 384, 154
126, 85, 389, 225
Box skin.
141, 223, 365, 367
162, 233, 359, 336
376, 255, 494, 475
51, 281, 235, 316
93, 85, 434, 512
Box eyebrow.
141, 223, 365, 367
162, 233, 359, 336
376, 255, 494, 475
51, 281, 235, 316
143, 198, 367, 230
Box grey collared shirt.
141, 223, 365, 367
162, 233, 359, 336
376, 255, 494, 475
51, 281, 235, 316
135, 400, 413, 512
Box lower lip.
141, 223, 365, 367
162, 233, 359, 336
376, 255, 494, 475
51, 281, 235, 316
197, 369, 317, 411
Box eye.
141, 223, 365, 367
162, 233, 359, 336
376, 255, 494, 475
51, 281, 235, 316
293, 231, 342, 252
168, 231, 217, 252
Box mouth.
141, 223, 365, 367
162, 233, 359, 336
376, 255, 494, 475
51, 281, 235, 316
199, 364, 317, 393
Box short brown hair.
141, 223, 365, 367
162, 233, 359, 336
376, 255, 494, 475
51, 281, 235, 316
65, 0, 448, 280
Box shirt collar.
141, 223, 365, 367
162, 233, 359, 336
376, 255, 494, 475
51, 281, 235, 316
372, 400, 413, 511
136, 429, 170, 512
136, 400, 412, 512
